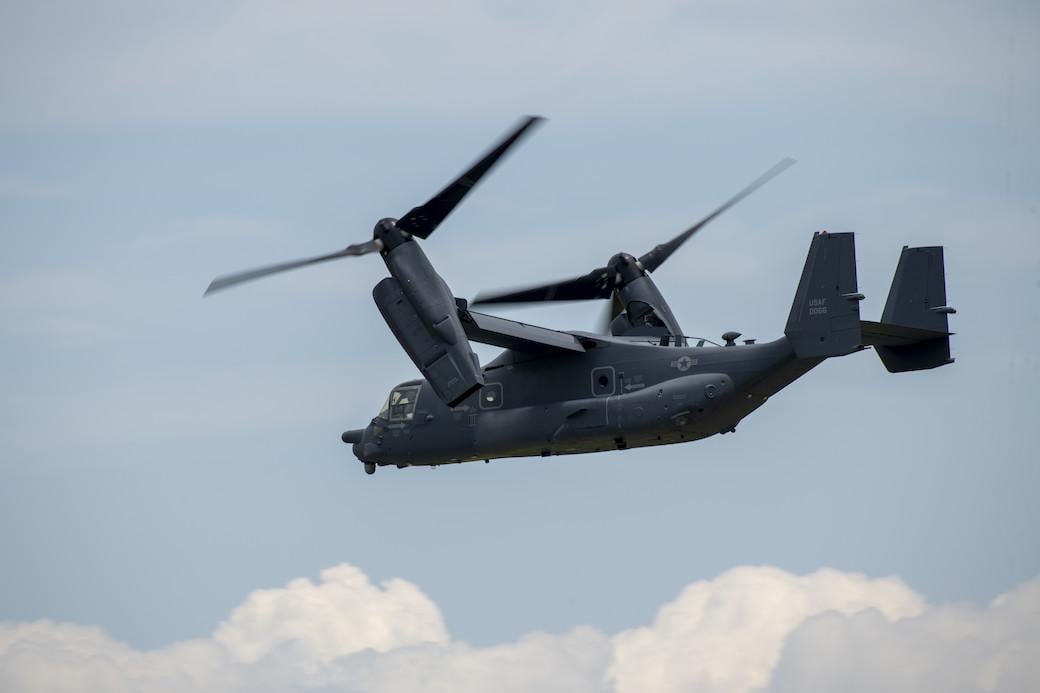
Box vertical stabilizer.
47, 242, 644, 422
882, 246, 950, 332
785, 231, 863, 358
868, 246, 954, 372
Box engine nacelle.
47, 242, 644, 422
373, 240, 483, 407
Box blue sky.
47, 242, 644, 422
1, 2, 1038, 690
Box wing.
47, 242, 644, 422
457, 306, 586, 353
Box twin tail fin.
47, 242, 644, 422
785, 234, 955, 372
862, 246, 955, 372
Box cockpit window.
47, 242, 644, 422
381, 385, 421, 422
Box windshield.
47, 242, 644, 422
379, 384, 421, 421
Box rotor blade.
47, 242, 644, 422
204, 239, 381, 296
396, 116, 545, 239
472, 266, 615, 306
638, 157, 795, 273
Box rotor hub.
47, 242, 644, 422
373, 217, 410, 252
608, 252, 646, 285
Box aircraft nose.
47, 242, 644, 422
344, 423, 385, 464
342, 428, 370, 462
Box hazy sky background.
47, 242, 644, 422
1, 1, 1038, 690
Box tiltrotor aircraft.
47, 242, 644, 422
207, 117, 955, 475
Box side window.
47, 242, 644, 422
388, 385, 420, 421
591, 366, 615, 396
479, 382, 503, 410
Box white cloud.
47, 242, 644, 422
0, 564, 448, 693
608, 566, 925, 693
769, 578, 1040, 693
1, 563, 1036, 693
340, 629, 612, 693
212, 564, 448, 663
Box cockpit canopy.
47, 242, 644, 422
378, 383, 422, 422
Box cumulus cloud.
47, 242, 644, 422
0, 564, 448, 693
769, 578, 1040, 693
608, 566, 925, 693
1, 563, 1037, 693
212, 564, 448, 663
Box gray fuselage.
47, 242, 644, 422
351, 334, 823, 468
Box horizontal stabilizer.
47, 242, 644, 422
860, 320, 950, 347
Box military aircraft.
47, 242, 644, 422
207, 116, 955, 475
